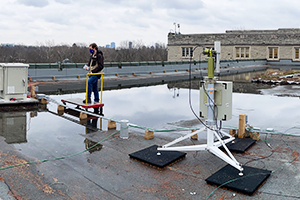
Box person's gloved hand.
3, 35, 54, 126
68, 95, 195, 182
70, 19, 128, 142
83, 65, 90, 71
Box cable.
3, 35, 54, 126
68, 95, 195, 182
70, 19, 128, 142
243, 151, 274, 166
188, 46, 224, 141
188, 45, 208, 129
205, 172, 271, 200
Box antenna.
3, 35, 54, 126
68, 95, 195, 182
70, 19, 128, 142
173, 22, 176, 34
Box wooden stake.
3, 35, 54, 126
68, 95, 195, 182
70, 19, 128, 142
238, 114, 246, 138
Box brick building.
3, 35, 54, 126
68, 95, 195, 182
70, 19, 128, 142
167, 28, 300, 62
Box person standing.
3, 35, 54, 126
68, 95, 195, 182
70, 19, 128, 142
83, 43, 104, 103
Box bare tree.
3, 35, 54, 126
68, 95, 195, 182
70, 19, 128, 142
0, 40, 167, 63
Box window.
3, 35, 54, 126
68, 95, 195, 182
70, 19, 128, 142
235, 47, 250, 58
182, 47, 193, 58
268, 47, 279, 59
295, 47, 300, 60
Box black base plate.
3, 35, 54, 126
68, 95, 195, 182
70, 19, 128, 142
205, 164, 271, 195
129, 145, 186, 168
222, 138, 256, 153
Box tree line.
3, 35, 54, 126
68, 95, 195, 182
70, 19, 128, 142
0, 40, 167, 63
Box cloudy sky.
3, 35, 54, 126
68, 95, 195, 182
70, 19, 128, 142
1, 0, 300, 47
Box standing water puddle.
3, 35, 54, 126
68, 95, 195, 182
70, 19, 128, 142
1, 83, 300, 160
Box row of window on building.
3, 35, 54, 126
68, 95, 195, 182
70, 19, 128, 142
181, 47, 300, 60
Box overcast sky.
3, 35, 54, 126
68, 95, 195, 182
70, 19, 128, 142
1, 0, 300, 47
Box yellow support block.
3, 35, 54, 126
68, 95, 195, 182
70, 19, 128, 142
40, 98, 47, 104
229, 129, 237, 137
108, 120, 116, 129
79, 112, 87, 120
144, 130, 154, 140
191, 130, 198, 140
57, 105, 65, 116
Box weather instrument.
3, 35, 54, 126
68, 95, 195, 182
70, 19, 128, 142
157, 41, 244, 176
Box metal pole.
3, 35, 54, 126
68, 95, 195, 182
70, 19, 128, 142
85, 74, 88, 105
100, 74, 103, 104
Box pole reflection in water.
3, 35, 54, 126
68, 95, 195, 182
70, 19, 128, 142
85, 108, 103, 153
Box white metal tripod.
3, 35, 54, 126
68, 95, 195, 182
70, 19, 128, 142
157, 42, 243, 175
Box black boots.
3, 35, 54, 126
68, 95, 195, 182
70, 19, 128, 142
83, 98, 91, 104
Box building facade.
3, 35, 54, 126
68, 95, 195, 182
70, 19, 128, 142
167, 28, 300, 62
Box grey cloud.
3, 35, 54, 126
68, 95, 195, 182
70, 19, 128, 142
54, 0, 73, 4
95, 0, 204, 12
157, 0, 204, 10
17, 0, 49, 7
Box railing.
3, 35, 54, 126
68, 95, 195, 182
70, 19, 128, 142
85, 72, 104, 105
27, 59, 271, 81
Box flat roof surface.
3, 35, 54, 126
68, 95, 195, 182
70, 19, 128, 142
0, 119, 299, 199
1, 68, 300, 199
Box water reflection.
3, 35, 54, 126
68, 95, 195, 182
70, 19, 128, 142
85, 117, 103, 153
4, 81, 300, 161
168, 81, 273, 95
169, 87, 180, 98
0, 111, 28, 144
84, 138, 103, 153
52, 104, 103, 154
